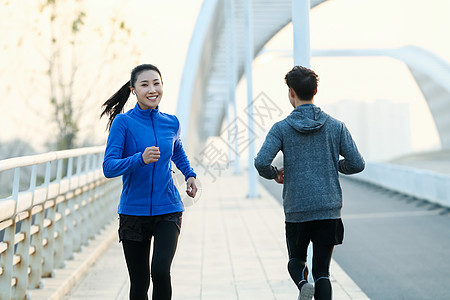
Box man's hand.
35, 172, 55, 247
274, 168, 284, 184
186, 177, 198, 198
142, 147, 160, 164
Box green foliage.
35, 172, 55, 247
72, 11, 86, 33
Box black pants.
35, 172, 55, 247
286, 219, 344, 300
122, 221, 180, 300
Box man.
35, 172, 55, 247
254, 66, 365, 300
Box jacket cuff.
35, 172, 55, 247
137, 152, 146, 166
271, 166, 279, 179
185, 171, 197, 181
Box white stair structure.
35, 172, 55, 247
176, 0, 328, 155
177, 0, 450, 154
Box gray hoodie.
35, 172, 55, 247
254, 104, 365, 222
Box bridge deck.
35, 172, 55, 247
31, 170, 369, 300
389, 150, 450, 174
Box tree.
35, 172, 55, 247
0, 139, 37, 198
0, 1, 140, 151
38, 0, 139, 150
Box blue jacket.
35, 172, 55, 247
103, 103, 196, 216
254, 104, 364, 222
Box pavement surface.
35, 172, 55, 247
30, 170, 370, 300
262, 175, 450, 300
335, 178, 450, 300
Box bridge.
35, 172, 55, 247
1, 1, 450, 299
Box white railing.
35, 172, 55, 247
0, 146, 121, 300
352, 161, 450, 208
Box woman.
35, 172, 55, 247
101, 64, 197, 300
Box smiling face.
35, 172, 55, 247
131, 70, 163, 110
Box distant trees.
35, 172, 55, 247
0, 139, 37, 198
38, 0, 139, 150
0, 0, 140, 151
0, 139, 36, 160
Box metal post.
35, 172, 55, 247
28, 166, 44, 289
54, 160, 66, 268
12, 168, 20, 215
13, 214, 31, 299
0, 220, 15, 299
42, 161, 56, 277
244, 0, 259, 198
292, 0, 311, 67
65, 195, 75, 258
67, 157, 74, 190
293, 0, 313, 280
226, 0, 241, 174
76, 155, 83, 187
28, 206, 44, 289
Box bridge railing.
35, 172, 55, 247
0, 146, 121, 300
353, 161, 450, 208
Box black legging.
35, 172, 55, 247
287, 241, 334, 300
122, 221, 180, 300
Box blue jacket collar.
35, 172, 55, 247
294, 103, 315, 110
133, 102, 160, 117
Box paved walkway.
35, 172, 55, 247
31, 170, 369, 300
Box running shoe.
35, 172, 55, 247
298, 282, 314, 300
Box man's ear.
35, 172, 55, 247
313, 88, 317, 96
289, 87, 296, 99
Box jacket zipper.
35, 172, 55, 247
150, 112, 158, 215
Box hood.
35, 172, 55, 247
286, 104, 329, 133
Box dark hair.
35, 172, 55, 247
100, 64, 163, 130
284, 66, 319, 101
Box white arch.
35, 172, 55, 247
311, 46, 450, 148
177, 0, 450, 154
176, 0, 327, 155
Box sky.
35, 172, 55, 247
245, 0, 450, 156
0, 0, 449, 157
0, 0, 203, 153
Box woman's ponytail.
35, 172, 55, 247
100, 80, 131, 130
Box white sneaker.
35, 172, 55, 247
298, 282, 314, 300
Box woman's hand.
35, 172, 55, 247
142, 147, 160, 164
186, 177, 198, 198
274, 168, 284, 184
